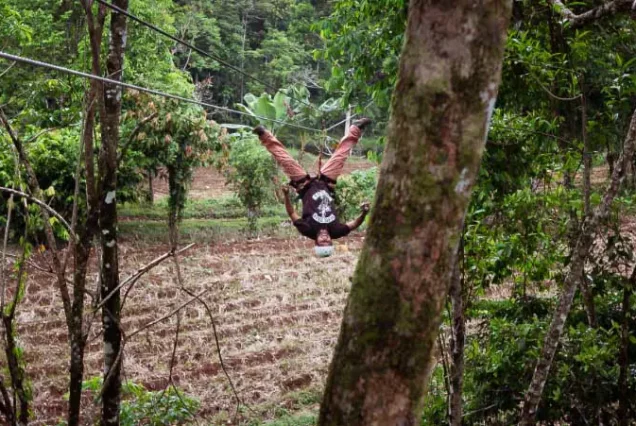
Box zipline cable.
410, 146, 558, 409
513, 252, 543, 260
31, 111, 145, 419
0, 51, 324, 133
94, 0, 316, 110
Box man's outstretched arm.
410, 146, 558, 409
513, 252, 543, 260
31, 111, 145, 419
346, 202, 370, 231
283, 186, 301, 222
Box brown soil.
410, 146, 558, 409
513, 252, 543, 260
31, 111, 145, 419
13, 235, 365, 425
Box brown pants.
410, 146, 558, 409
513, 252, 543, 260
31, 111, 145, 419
259, 126, 362, 182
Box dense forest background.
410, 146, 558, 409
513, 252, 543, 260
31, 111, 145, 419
1, 0, 636, 425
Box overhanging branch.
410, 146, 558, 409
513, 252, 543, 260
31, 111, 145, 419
548, 0, 635, 29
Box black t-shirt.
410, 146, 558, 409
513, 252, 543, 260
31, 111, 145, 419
292, 179, 351, 241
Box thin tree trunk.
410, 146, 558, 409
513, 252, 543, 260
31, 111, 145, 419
2, 237, 29, 426
147, 170, 154, 205
67, 235, 92, 426
68, 5, 106, 425
449, 237, 465, 426
99, 2, 128, 424
520, 107, 636, 425
579, 271, 597, 327
617, 268, 634, 426
2, 317, 28, 426
581, 90, 591, 217
318, 2, 512, 425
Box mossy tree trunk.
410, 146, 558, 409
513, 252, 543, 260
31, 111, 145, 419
318, 1, 512, 425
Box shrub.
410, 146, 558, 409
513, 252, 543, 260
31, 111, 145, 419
62, 377, 200, 426
0, 128, 144, 240
334, 167, 378, 222
223, 132, 278, 235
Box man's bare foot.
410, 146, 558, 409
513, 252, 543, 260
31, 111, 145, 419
352, 118, 372, 131
253, 125, 267, 137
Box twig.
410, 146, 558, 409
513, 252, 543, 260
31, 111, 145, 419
0, 61, 15, 79
97, 243, 195, 311
24, 128, 57, 144
528, 73, 582, 102
117, 112, 158, 165
126, 288, 211, 340
463, 403, 498, 418
177, 282, 247, 419
0, 187, 76, 241
1, 252, 60, 277
547, 0, 635, 29
0, 194, 13, 312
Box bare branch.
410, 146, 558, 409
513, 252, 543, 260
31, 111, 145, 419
127, 288, 211, 340
529, 73, 581, 102
0, 187, 76, 240
548, 0, 635, 29
0, 61, 16, 79
117, 112, 158, 165
96, 243, 195, 311
0, 108, 72, 320
24, 128, 57, 144
0, 194, 14, 312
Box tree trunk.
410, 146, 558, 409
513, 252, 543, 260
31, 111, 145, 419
67, 4, 105, 425
147, 170, 154, 205
520, 107, 636, 425
99, 2, 128, 425
617, 268, 634, 426
449, 238, 465, 426
317, 2, 512, 425
579, 271, 597, 328
581, 90, 591, 217
67, 235, 92, 426
2, 317, 28, 426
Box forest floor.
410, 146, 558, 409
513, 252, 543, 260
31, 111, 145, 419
17, 156, 375, 425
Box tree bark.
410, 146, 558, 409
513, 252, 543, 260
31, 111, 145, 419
520, 107, 636, 425
2, 317, 28, 426
317, 1, 512, 425
147, 170, 154, 205
449, 237, 465, 426
98, 1, 128, 425
581, 90, 591, 217
67, 4, 107, 425
617, 268, 634, 426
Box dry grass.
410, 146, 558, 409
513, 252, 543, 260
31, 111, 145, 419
14, 235, 364, 425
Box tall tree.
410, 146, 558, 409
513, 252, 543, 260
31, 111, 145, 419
318, 1, 512, 424
97, 1, 129, 424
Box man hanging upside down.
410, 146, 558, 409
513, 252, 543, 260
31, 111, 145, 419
253, 118, 372, 257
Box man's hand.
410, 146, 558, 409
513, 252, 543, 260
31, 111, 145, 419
360, 202, 371, 214
282, 185, 290, 195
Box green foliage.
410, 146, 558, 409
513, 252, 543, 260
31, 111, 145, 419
455, 294, 635, 425
223, 132, 278, 235
420, 365, 447, 425
334, 167, 378, 222
68, 377, 199, 426
317, 0, 407, 107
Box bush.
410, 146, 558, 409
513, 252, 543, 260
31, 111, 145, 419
224, 132, 278, 235
0, 128, 144, 240
63, 377, 200, 426
334, 167, 378, 221
452, 295, 636, 425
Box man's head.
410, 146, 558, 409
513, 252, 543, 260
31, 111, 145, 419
314, 229, 334, 257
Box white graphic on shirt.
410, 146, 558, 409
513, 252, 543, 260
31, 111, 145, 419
311, 190, 336, 224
